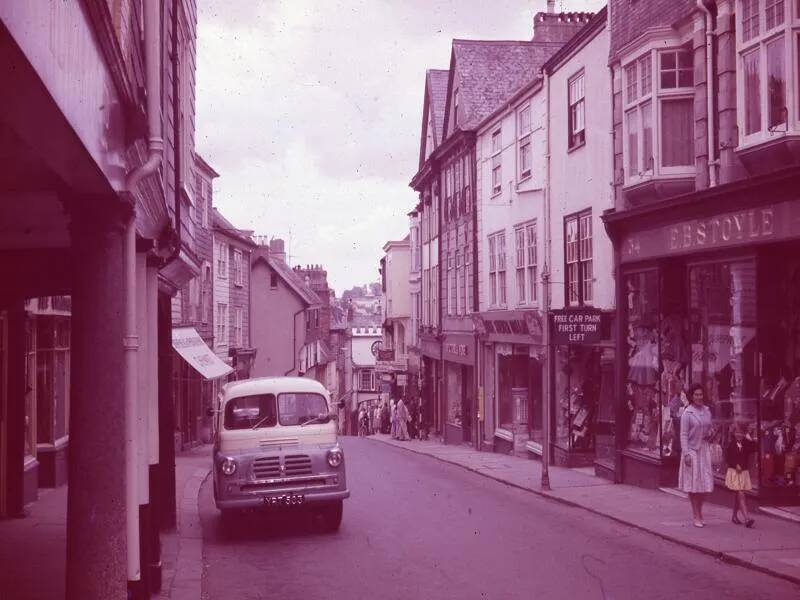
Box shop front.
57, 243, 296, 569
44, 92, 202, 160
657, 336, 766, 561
605, 169, 800, 502
442, 333, 475, 446
419, 334, 441, 436
550, 308, 616, 471
475, 310, 545, 456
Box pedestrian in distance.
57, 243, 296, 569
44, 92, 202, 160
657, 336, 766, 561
358, 406, 368, 437
395, 398, 410, 441
678, 383, 715, 528
726, 423, 756, 528
390, 398, 397, 439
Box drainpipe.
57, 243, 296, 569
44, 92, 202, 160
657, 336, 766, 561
540, 67, 552, 491
697, 0, 717, 187
285, 307, 305, 375
122, 0, 163, 594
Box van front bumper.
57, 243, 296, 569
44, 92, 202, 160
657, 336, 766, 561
216, 489, 350, 510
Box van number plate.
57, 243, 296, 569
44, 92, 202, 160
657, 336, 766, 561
264, 493, 305, 506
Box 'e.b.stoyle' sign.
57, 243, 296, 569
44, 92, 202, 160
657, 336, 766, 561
550, 309, 604, 345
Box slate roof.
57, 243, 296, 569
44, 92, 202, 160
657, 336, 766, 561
447, 40, 562, 133
212, 208, 256, 247
427, 69, 449, 147
258, 254, 322, 307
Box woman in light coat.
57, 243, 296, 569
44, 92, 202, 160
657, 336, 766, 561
395, 398, 410, 441
679, 383, 715, 528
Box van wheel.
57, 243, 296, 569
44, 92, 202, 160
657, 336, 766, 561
319, 500, 343, 532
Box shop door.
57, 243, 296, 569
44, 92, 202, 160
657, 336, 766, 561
688, 259, 760, 482
461, 365, 472, 444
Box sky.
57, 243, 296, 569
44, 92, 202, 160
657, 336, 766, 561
195, 0, 605, 295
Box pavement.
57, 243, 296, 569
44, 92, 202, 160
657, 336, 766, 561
368, 433, 800, 586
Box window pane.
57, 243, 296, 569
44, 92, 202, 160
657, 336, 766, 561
742, 0, 760, 42
766, 0, 785, 30
661, 98, 693, 167
766, 37, 786, 128
515, 229, 525, 267
661, 52, 676, 70
517, 268, 526, 303
642, 102, 653, 171
640, 55, 652, 96
661, 71, 676, 89
626, 62, 638, 102
743, 49, 762, 135
626, 109, 639, 174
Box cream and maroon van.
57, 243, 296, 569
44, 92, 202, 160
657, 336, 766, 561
212, 377, 348, 531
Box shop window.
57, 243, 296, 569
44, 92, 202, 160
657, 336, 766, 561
446, 363, 463, 426
359, 370, 374, 391
24, 319, 36, 461
497, 351, 542, 444
555, 346, 608, 452
625, 270, 666, 458
36, 317, 70, 446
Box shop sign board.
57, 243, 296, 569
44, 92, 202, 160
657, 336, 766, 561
377, 349, 395, 362
621, 199, 800, 263
396, 374, 408, 386
551, 309, 604, 345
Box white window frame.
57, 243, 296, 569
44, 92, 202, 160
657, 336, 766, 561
216, 241, 228, 279
735, 0, 800, 148
488, 230, 506, 308
216, 303, 228, 342
491, 128, 502, 195
565, 211, 593, 307
621, 39, 696, 187
233, 249, 243, 287
201, 262, 211, 324
568, 71, 586, 149
359, 370, 374, 391
234, 307, 243, 347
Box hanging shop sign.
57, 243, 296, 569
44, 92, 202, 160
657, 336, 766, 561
377, 349, 395, 362
551, 309, 605, 345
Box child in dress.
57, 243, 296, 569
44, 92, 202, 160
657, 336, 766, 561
725, 424, 756, 528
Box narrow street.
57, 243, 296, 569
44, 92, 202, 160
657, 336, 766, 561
199, 439, 800, 600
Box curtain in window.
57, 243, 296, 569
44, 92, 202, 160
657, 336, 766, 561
743, 49, 761, 135
626, 110, 639, 174
661, 98, 693, 167
642, 102, 653, 171
766, 37, 786, 128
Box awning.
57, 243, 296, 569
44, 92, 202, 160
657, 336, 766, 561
172, 327, 233, 380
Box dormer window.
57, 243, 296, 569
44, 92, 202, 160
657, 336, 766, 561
736, 0, 797, 146
622, 46, 694, 186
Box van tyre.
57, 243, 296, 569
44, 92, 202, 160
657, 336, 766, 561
320, 500, 343, 532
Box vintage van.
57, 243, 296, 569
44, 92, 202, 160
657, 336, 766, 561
212, 376, 348, 531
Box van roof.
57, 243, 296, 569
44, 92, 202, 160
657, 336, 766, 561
222, 376, 329, 399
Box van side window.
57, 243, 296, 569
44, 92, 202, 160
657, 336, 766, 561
225, 394, 277, 430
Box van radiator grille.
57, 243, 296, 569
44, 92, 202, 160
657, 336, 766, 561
284, 454, 312, 476
252, 456, 281, 479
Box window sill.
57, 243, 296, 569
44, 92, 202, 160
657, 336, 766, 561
494, 428, 513, 442
734, 132, 800, 176
567, 140, 586, 154
518, 173, 532, 184
491, 190, 502, 199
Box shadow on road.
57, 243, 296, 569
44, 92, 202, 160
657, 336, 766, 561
213, 507, 337, 542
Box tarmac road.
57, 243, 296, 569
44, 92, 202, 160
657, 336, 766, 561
198, 437, 800, 600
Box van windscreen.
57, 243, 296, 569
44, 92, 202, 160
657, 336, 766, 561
277, 393, 328, 426
224, 394, 277, 430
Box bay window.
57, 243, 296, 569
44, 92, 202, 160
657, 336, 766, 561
737, 0, 798, 144
623, 47, 694, 185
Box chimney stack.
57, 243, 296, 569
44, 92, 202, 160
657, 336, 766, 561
269, 238, 286, 263
547, 0, 555, 13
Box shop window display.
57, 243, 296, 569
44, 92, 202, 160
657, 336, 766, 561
446, 363, 462, 426
497, 351, 542, 443
758, 253, 800, 488
555, 346, 601, 452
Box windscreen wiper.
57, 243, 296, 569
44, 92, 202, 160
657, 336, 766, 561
300, 414, 328, 427
250, 415, 273, 430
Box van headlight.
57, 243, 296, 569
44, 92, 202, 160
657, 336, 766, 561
221, 457, 237, 476
326, 447, 343, 468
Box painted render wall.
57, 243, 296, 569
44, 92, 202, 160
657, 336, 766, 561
250, 258, 306, 377
385, 243, 411, 320
548, 24, 615, 312
476, 86, 547, 312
